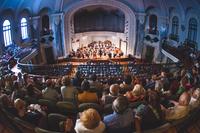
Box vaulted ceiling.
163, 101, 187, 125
0, 0, 199, 17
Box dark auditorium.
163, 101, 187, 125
1, 0, 200, 133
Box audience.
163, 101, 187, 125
60, 76, 78, 104
1, 53, 200, 133
135, 90, 163, 131
101, 84, 120, 105
120, 75, 133, 94
103, 96, 134, 133
189, 88, 200, 110
78, 79, 98, 103
75, 108, 105, 133
163, 92, 191, 120
125, 84, 145, 102
42, 79, 59, 102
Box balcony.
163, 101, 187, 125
169, 34, 179, 42
184, 39, 197, 51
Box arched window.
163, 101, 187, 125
188, 18, 197, 42
41, 15, 50, 35
171, 16, 179, 35
21, 18, 28, 39
3, 20, 12, 46
149, 14, 157, 35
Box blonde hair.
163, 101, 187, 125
14, 98, 25, 111
132, 84, 145, 96
80, 108, 101, 129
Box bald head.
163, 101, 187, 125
109, 84, 119, 96
179, 92, 191, 106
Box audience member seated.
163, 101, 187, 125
120, 75, 133, 94
78, 80, 98, 103
60, 76, 78, 104
135, 90, 163, 131
71, 71, 83, 89
74, 108, 105, 133
11, 81, 25, 102
25, 84, 41, 104
125, 84, 145, 102
42, 79, 59, 102
88, 74, 103, 92
163, 92, 191, 120
103, 96, 134, 133
14, 98, 46, 126
0, 94, 17, 115
101, 84, 120, 105
189, 88, 200, 110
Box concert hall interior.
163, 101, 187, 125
0, 0, 200, 133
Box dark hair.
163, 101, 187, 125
145, 90, 160, 108
13, 81, 19, 90
26, 84, 34, 96
81, 79, 90, 91
112, 96, 129, 114
124, 75, 132, 85
90, 74, 97, 81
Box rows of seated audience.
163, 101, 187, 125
19, 64, 72, 77
77, 62, 123, 80
1, 62, 200, 133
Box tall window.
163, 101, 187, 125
3, 20, 12, 46
149, 15, 157, 35
188, 18, 197, 42
171, 16, 179, 35
21, 18, 28, 39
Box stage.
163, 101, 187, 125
57, 55, 137, 65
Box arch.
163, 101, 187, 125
21, 18, 28, 39
187, 18, 198, 42
63, 0, 136, 56
3, 20, 12, 46
171, 16, 179, 35
149, 14, 158, 34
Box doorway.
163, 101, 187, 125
145, 46, 155, 63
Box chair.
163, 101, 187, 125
56, 101, 78, 116
47, 113, 67, 132
38, 99, 57, 113
142, 123, 172, 133
13, 117, 35, 133
35, 127, 63, 133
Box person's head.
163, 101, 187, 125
132, 84, 145, 96
0, 94, 12, 107
109, 84, 119, 96
14, 98, 26, 113
124, 75, 132, 85
179, 92, 191, 106
80, 108, 101, 129
90, 74, 97, 81
192, 66, 198, 75
112, 96, 129, 114
26, 84, 34, 96
75, 71, 81, 79
17, 72, 22, 79
81, 79, 90, 91
13, 81, 19, 90
46, 79, 52, 87
145, 90, 160, 108
192, 88, 200, 99
62, 76, 71, 86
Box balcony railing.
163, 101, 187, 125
169, 34, 179, 42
